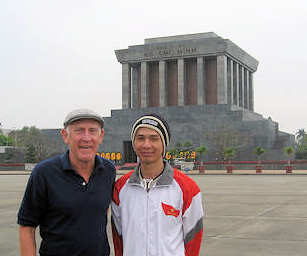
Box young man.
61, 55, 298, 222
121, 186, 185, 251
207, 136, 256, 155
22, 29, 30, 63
111, 114, 204, 256
18, 109, 116, 256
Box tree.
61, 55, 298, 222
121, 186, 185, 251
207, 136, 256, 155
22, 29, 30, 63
296, 129, 306, 144
172, 142, 186, 159
253, 146, 266, 161
295, 135, 307, 159
168, 148, 178, 162
5, 147, 14, 162
223, 147, 235, 161
174, 142, 183, 153
0, 134, 13, 146
253, 146, 266, 172
195, 146, 208, 164
9, 126, 59, 161
284, 146, 294, 157
284, 146, 294, 164
284, 146, 295, 173
295, 129, 307, 160
25, 144, 36, 163
183, 141, 193, 151
181, 141, 194, 161
223, 147, 235, 173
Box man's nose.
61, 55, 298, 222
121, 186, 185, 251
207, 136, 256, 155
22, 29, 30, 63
142, 138, 151, 147
81, 131, 92, 139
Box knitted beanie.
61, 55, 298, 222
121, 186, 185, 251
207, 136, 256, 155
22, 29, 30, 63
131, 114, 171, 157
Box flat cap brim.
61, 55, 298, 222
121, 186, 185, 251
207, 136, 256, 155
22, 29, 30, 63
63, 109, 104, 128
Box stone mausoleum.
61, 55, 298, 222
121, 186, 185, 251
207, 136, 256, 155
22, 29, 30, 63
42, 32, 294, 163
99, 32, 294, 163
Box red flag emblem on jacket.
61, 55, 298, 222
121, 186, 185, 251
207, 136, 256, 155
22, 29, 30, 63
161, 202, 180, 217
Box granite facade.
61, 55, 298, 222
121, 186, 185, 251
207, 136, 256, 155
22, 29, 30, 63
101, 105, 295, 162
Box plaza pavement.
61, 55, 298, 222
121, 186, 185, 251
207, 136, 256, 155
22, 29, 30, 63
1, 173, 307, 256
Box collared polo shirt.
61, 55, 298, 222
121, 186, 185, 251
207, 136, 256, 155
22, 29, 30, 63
18, 151, 116, 256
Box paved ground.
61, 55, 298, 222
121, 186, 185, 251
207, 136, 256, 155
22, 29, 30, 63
1, 174, 307, 256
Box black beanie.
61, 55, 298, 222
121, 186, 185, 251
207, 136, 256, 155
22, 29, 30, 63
131, 114, 171, 157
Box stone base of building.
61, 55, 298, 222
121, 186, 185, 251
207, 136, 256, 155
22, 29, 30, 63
101, 104, 295, 163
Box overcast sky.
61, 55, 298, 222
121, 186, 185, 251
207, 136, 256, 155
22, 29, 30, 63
1, 0, 306, 134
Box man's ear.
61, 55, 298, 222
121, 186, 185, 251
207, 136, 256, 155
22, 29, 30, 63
61, 129, 69, 144
99, 128, 105, 144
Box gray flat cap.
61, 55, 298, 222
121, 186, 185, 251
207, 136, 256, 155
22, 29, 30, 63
63, 109, 104, 128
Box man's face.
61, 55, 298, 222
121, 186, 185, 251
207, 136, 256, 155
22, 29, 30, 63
61, 119, 104, 165
133, 127, 163, 165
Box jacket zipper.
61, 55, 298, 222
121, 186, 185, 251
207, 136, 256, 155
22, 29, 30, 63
146, 189, 149, 256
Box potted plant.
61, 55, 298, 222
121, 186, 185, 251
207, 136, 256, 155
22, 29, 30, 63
284, 146, 294, 173
168, 148, 178, 167
253, 146, 265, 173
223, 147, 235, 173
195, 146, 208, 174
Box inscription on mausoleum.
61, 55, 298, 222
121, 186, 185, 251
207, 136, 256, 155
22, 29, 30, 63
144, 46, 197, 59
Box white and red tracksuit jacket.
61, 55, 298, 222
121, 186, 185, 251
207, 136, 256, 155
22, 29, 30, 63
111, 161, 204, 256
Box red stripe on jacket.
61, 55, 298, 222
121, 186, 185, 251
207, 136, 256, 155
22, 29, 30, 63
112, 171, 133, 205
173, 169, 201, 215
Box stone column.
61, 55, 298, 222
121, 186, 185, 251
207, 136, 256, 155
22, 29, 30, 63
122, 63, 131, 109
227, 58, 234, 105
249, 72, 254, 111
141, 62, 148, 108
131, 65, 139, 108
217, 55, 227, 104
233, 62, 239, 106
159, 60, 166, 107
178, 58, 185, 106
239, 65, 244, 108
242, 66, 245, 108
245, 69, 250, 110
197, 57, 204, 105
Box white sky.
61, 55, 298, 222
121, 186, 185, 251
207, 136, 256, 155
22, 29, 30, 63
1, 0, 306, 134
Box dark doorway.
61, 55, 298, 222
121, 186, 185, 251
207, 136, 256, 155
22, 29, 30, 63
123, 141, 137, 163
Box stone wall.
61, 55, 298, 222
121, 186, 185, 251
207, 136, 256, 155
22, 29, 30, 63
101, 104, 295, 161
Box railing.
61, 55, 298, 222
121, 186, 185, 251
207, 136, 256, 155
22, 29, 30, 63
193, 160, 307, 173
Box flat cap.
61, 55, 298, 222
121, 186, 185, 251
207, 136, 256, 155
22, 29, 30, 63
63, 108, 104, 128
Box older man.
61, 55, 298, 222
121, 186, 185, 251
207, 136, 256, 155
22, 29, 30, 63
111, 113, 204, 256
18, 109, 116, 256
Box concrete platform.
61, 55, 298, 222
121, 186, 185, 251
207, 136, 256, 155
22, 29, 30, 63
1, 174, 307, 255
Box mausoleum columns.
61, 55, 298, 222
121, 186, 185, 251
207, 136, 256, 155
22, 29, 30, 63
217, 55, 228, 104
249, 72, 254, 111
177, 59, 185, 106
122, 63, 131, 109
197, 57, 205, 105
119, 56, 255, 111
131, 65, 139, 108
247, 70, 255, 111
245, 69, 250, 110
227, 59, 234, 105
141, 62, 148, 108
233, 62, 239, 107
242, 67, 246, 108
229, 60, 255, 110
159, 61, 167, 107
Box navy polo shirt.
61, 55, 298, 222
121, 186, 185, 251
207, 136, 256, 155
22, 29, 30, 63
18, 151, 116, 256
